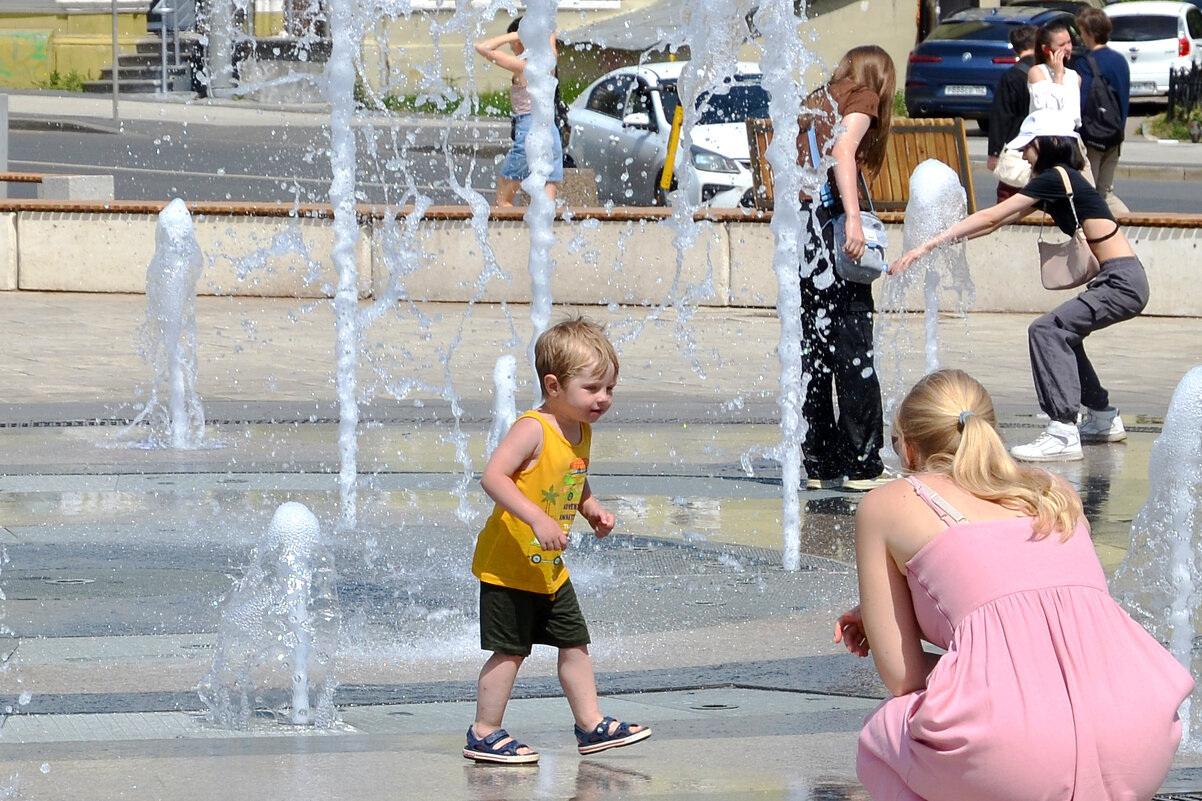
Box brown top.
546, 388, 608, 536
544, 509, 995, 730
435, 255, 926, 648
796, 78, 881, 203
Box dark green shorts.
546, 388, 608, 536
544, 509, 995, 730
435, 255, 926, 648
479, 580, 591, 656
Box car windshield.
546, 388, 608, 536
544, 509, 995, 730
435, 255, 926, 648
1109, 15, 1179, 41
926, 20, 1014, 41
659, 79, 771, 125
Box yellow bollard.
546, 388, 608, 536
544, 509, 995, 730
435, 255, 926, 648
660, 103, 685, 197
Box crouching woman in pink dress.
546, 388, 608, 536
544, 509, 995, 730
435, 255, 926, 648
835, 369, 1192, 801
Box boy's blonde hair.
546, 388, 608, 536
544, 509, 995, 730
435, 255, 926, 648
535, 316, 619, 387
895, 369, 1082, 540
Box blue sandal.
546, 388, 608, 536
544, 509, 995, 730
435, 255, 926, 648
463, 726, 540, 764
574, 716, 652, 755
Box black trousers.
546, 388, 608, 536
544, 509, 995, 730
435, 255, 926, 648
800, 205, 885, 482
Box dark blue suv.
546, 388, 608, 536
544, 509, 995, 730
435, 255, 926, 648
904, 6, 1079, 130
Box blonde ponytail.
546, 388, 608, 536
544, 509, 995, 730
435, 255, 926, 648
897, 370, 1082, 539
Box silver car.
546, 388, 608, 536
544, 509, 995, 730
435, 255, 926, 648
565, 61, 769, 207
1106, 1, 1202, 96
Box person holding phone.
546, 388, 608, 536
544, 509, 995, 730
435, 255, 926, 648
1029, 20, 1094, 184
1029, 21, 1080, 124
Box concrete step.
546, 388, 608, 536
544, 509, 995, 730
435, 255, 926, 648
81, 76, 193, 94
100, 63, 192, 81
133, 34, 204, 57
116, 52, 194, 69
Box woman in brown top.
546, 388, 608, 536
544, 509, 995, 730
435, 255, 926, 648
796, 45, 895, 492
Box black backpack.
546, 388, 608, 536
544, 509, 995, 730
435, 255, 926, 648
1079, 53, 1125, 150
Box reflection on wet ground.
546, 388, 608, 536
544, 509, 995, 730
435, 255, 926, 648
0, 418, 1183, 800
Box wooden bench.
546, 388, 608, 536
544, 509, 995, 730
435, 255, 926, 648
1, 171, 115, 200
0, 172, 47, 185
746, 116, 977, 214
870, 117, 976, 214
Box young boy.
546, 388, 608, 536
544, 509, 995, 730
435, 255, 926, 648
464, 317, 651, 765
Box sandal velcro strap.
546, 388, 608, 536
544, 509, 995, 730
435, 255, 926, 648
573, 715, 652, 755
463, 726, 539, 764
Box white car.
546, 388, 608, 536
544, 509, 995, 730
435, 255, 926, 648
1105, 1, 1202, 96
565, 61, 769, 208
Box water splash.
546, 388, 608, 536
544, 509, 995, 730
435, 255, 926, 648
516, 4, 561, 406
200, 502, 340, 729
755, 0, 818, 571
1112, 365, 1202, 748
120, 198, 207, 449
327, 0, 363, 531
878, 159, 973, 418
488, 354, 519, 457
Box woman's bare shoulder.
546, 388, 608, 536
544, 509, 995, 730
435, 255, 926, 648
855, 477, 917, 520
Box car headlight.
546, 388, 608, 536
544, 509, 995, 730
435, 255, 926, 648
690, 148, 740, 174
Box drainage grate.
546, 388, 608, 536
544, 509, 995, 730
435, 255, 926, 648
1153, 794, 1202, 800
0, 417, 343, 429
0, 419, 133, 429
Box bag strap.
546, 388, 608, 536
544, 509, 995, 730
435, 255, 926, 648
1053, 166, 1083, 233
806, 126, 821, 171
806, 126, 876, 214
858, 170, 875, 214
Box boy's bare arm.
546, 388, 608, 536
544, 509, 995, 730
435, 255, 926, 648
579, 479, 615, 539
481, 416, 570, 551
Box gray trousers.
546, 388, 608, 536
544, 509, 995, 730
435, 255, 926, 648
1028, 256, 1149, 423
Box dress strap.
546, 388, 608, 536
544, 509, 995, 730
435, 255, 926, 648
904, 476, 967, 527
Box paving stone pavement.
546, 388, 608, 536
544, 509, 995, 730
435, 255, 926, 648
1, 290, 1201, 800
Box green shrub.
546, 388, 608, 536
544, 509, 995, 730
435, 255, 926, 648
1144, 107, 1202, 141
37, 70, 86, 93
893, 89, 908, 118
353, 72, 584, 118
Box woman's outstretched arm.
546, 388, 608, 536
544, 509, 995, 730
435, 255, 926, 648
890, 190, 1038, 275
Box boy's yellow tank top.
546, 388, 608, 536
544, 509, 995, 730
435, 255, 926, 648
472, 411, 591, 594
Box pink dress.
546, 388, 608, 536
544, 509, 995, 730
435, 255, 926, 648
858, 478, 1194, 801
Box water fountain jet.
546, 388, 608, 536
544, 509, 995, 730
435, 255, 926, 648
120, 198, 207, 450
200, 502, 340, 729
878, 159, 973, 417
1112, 365, 1202, 749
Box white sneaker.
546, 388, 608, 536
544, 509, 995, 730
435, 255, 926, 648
842, 474, 893, 492
805, 477, 843, 490
1078, 406, 1127, 443
1010, 421, 1083, 462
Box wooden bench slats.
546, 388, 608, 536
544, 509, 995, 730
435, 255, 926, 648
746, 116, 976, 215
0, 173, 46, 184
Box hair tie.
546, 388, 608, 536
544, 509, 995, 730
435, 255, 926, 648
957, 410, 975, 431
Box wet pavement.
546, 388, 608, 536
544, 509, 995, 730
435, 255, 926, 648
2, 291, 1202, 799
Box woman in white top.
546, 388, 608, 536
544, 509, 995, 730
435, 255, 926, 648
1028, 20, 1095, 183
1028, 21, 1081, 126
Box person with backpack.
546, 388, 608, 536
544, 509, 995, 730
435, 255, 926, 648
1076, 7, 1131, 214
987, 25, 1037, 202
